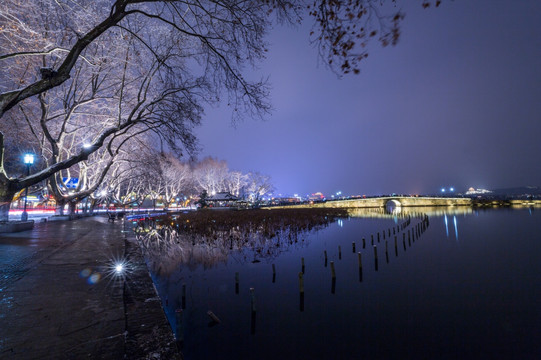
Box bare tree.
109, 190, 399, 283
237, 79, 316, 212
0, 18, 202, 219
227, 171, 248, 198
246, 172, 274, 202
159, 153, 192, 208
192, 157, 230, 196
0, 0, 428, 220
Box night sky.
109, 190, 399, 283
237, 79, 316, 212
196, 0, 541, 197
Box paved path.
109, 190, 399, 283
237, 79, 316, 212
0, 216, 180, 359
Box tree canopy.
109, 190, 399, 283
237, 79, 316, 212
0, 0, 441, 220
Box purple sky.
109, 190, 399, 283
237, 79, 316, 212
196, 0, 541, 197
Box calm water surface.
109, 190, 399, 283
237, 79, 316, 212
143, 208, 541, 359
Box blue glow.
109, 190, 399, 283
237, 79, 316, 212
453, 216, 459, 241
444, 214, 449, 237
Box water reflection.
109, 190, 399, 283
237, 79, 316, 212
453, 215, 459, 241
134, 207, 434, 277
443, 213, 461, 241
138, 208, 431, 356
136, 209, 350, 274
143, 207, 541, 359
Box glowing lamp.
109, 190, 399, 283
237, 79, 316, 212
23, 153, 34, 165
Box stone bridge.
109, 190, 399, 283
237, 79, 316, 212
268, 196, 472, 210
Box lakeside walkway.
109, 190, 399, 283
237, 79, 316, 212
0, 216, 181, 359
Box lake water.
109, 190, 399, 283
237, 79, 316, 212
140, 207, 541, 359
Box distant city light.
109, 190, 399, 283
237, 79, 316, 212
441, 188, 446, 193
450, 187, 455, 192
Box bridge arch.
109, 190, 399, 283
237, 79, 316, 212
386, 199, 402, 207
385, 199, 402, 214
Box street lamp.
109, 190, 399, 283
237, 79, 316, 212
21, 153, 34, 221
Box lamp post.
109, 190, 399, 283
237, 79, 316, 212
21, 153, 35, 221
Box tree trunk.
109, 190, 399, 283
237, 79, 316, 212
68, 201, 77, 215
0, 132, 15, 222
0, 190, 15, 222
55, 199, 66, 215
89, 199, 97, 215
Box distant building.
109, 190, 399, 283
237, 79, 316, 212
270, 197, 300, 206
206, 192, 240, 208
465, 187, 492, 195
308, 192, 325, 201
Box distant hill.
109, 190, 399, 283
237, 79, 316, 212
490, 186, 541, 196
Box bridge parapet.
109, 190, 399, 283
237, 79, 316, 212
266, 196, 472, 210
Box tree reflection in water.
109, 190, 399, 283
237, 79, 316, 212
136, 208, 351, 275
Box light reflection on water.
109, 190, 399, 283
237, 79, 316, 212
141, 207, 541, 360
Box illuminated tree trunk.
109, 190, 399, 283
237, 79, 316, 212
68, 201, 77, 215
0, 133, 16, 222
0, 189, 15, 222
88, 198, 98, 215
55, 198, 66, 216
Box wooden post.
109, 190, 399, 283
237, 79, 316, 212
298, 272, 304, 293
207, 310, 221, 324
352, 242, 356, 253
235, 272, 239, 294
301, 257, 305, 274
338, 245, 342, 259
330, 261, 336, 279
324, 250, 328, 267
250, 287, 256, 313
374, 245, 378, 271
357, 252, 363, 282
182, 284, 186, 309
272, 264, 276, 283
